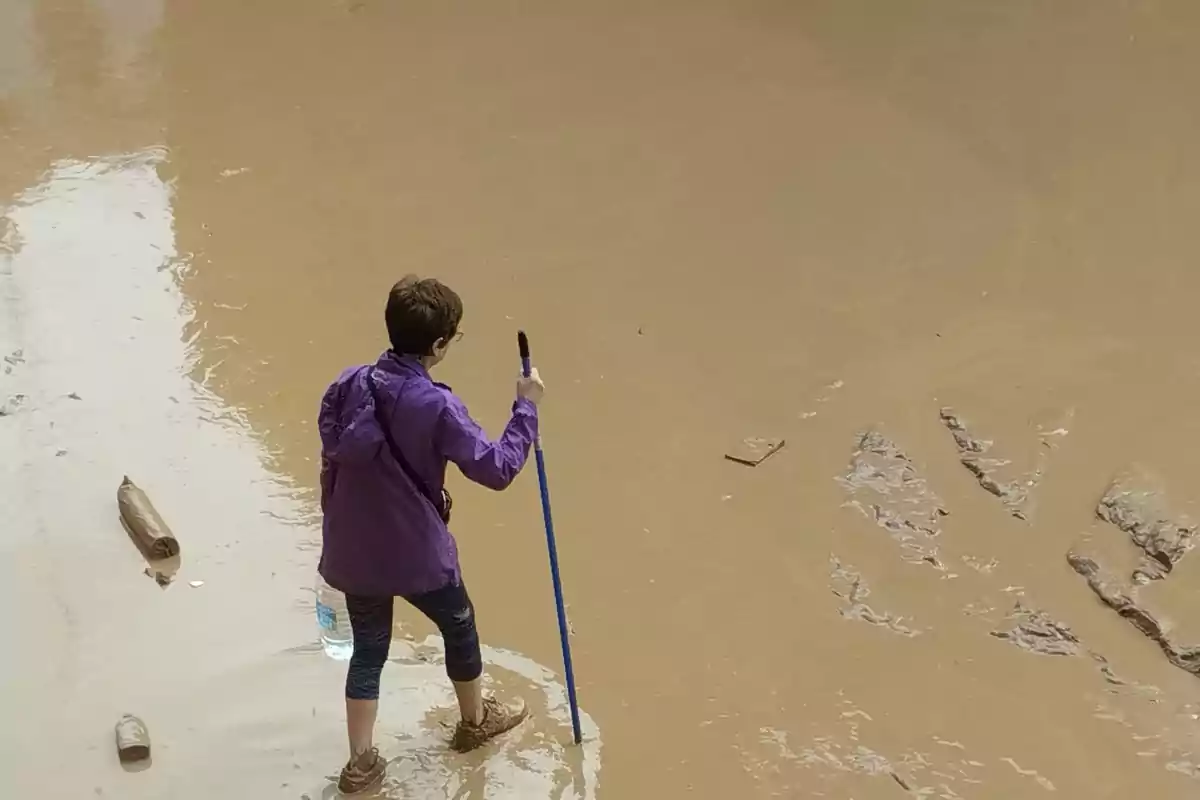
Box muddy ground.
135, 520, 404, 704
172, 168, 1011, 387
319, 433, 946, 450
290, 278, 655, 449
4, 1, 1200, 797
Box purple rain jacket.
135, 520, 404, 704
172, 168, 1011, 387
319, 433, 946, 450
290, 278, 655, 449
317, 350, 538, 597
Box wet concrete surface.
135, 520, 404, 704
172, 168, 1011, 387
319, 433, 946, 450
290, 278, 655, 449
6, 0, 1200, 797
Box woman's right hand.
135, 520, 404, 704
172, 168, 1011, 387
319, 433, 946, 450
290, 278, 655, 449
517, 367, 545, 405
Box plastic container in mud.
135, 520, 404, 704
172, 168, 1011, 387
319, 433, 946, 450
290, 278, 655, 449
315, 576, 353, 660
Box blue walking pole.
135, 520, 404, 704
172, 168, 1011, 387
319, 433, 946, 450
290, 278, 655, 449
518, 330, 583, 745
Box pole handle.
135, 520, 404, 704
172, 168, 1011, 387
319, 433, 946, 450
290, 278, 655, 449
517, 330, 532, 377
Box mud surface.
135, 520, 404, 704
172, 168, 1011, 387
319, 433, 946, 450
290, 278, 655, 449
839, 430, 948, 568
7, 0, 1200, 798
990, 602, 1081, 657
829, 556, 920, 637
1068, 553, 1200, 678
940, 408, 1037, 519
1097, 467, 1198, 583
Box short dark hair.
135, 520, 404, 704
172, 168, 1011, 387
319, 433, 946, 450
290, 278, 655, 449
385, 276, 463, 356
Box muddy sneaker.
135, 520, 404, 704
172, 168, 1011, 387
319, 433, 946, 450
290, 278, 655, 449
451, 696, 529, 753
337, 748, 387, 795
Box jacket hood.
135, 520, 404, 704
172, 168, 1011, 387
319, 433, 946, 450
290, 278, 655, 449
319, 365, 385, 466
318, 353, 431, 466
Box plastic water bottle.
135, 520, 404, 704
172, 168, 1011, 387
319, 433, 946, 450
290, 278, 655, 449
315, 576, 353, 660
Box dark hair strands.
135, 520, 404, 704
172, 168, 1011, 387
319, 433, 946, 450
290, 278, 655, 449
384, 275, 463, 356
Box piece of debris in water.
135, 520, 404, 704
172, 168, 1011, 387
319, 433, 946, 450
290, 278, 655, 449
838, 430, 948, 568
115, 714, 151, 763
1096, 466, 1197, 583
144, 567, 173, 587
725, 436, 785, 466
1068, 552, 1200, 677
829, 556, 920, 637
962, 554, 999, 574
0, 393, 27, 416
990, 602, 1081, 656
118, 476, 181, 559
939, 407, 1038, 520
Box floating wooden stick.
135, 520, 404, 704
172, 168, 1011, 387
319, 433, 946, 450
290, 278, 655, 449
117, 477, 180, 559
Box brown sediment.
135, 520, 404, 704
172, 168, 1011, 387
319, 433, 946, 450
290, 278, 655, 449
839, 430, 948, 569
1067, 552, 1200, 677
982, 594, 1147, 687
961, 554, 999, 574
1091, 653, 1130, 687
939, 408, 1037, 520
990, 602, 1081, 657
763, 713, 994, 797
1096, 467, 1197, 584
829, 556, 920, 637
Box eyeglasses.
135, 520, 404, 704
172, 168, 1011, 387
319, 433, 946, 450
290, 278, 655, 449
451, 330, 464, 343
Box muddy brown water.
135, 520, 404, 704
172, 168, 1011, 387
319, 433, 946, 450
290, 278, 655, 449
4, 0, 1200, 797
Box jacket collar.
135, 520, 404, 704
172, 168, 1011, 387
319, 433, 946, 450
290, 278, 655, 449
374, 350, 453, 390
375, 350, 428, 378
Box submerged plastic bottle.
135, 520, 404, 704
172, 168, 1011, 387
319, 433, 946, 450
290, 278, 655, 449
315, 576, 353, 660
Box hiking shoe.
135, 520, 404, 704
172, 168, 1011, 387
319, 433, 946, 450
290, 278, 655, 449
452, 696, 529, 753
337, 748, 387, 795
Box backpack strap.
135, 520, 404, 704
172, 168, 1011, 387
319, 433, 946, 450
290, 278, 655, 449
363, 366, 450, 522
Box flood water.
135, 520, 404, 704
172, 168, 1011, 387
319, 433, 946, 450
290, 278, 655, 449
4, 1, 1200, 797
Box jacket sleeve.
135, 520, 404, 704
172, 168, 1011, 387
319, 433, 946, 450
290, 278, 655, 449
435, 395, 538, 490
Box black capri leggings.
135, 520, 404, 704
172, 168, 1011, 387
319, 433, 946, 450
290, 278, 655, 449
344, 582, 482, 701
